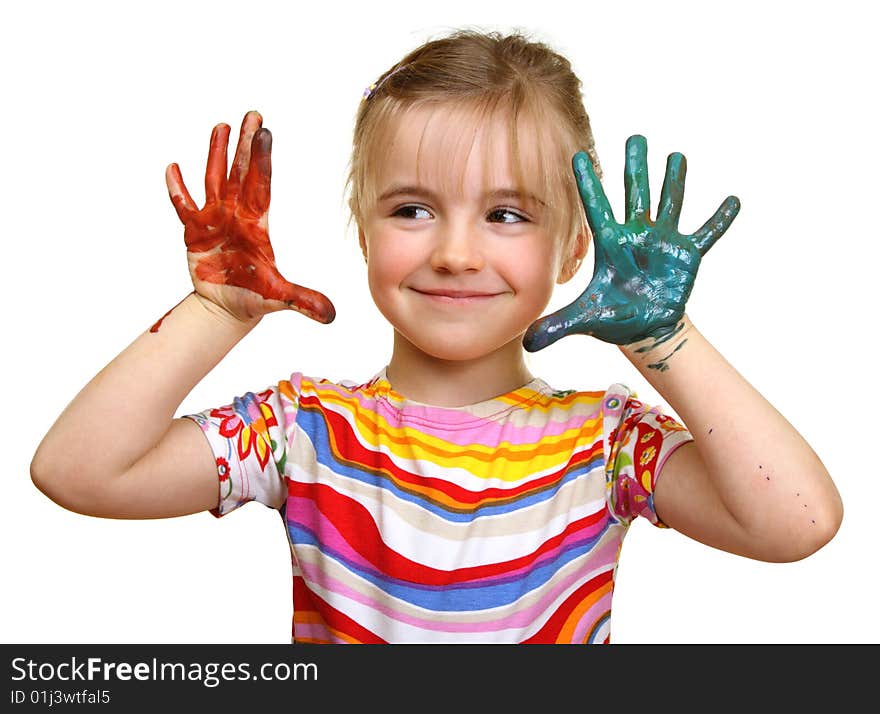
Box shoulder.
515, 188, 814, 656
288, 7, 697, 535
599, 382, 691, 472
286, 371, 385, 414
600, 382, 686, 433
514, 381, 648, 452
526, 378, 625, 412
203, 372, 378, 429
529, 381, 654, 432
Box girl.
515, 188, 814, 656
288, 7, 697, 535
30, 29, 842, 644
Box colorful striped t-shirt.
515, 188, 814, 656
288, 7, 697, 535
184, 367, 693, 644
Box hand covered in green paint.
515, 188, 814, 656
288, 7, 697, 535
523, 135, 739, 351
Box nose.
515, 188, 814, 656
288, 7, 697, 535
429, 220, 485, 273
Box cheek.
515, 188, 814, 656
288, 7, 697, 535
366, 239, 417, 296
498, 244, 559, 303
524, 269, 557, 316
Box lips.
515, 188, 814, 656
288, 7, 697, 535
412, 288, 502, 298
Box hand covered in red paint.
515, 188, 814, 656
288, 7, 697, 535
165, 111, 336, 324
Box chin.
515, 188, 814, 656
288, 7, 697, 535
424, 345, 496, 362
402, 327, 525, 363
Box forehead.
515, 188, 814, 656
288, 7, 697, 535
375, 102, 545, 199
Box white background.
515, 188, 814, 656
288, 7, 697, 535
3, 0, 877, 644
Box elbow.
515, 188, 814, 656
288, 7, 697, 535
31, 448, 128, 519
30, 450, 66, 509
772, 466, 844, 563
739, 479, 844, 564
775, 494, 844, 563
803, 480, 844, 559
804, 495, 844, 560
30, 448, 53, 498
30, 449, 92, 515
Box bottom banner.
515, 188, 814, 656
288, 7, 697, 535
2, 644, 870, 709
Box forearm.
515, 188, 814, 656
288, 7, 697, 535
619, 315, 843, 545
31, 292, 259, 484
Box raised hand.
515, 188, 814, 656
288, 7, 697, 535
166, 111, 336, 324
523, 135, 739, 352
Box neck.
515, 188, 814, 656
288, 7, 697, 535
386, 331, 534, 407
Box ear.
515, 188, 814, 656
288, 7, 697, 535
556, 228, 590, 284
358, 225, 368, 263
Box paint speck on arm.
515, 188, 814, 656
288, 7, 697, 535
149, 293, 191, 333
708, 428, 713, 435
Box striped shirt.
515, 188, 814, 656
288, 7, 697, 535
184, 367, 693, 643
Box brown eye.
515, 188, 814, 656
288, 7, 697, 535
393, 205, 432, 219
488, 208, 527, 224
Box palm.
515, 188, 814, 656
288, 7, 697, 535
182, 192, 290, 314
524, 135, 739, 351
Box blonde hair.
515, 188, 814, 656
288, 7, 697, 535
344, 28, 602, 261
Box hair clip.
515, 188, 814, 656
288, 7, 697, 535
362, 82, 379, 101
362, 65, 407, 102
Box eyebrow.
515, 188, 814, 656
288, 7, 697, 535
378, 184, 546, 206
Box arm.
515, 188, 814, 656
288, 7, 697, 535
31, 293, 260, 518
31, 111, 335, 519
620, 315, 842, 562
525, 135, 842, 562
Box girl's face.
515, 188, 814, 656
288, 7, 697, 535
358, 103, 580, 363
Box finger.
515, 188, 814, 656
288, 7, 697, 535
204, 123, 230, 204
280, 281, 337, 324
227, 110, 263, 202
690, 196, 741, 255
522, 296, 600, 352
656, 152, 687, 230
165, 163, 198, 223
241, 128, 272, 215
573, 151, 615, 235
624, 135, 651, 223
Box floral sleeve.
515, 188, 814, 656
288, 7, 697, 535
183, 376, 302, 518
601, 384, 694, 527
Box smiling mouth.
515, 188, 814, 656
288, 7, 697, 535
412, 289, 503, 302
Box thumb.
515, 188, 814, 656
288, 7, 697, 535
523, 297, 599, 352
277, 280, 337, 325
